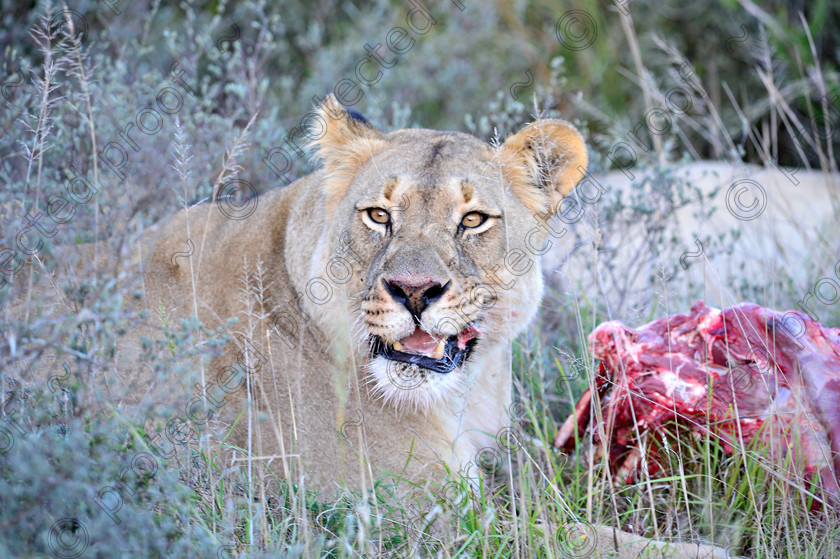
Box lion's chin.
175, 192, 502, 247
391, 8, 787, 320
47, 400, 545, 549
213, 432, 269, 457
363, 323, 480, 413
364, 355, 464, 414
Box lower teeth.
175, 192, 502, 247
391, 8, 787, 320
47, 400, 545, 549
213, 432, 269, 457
390, 338, 447, 359
431, 340, 446, 359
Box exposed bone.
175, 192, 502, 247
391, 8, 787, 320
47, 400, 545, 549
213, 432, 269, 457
553, 387, 591, 449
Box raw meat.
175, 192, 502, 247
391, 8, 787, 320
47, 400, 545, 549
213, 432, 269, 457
553, 301, 840, 504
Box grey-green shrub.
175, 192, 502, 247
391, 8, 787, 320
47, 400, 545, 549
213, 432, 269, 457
0, 409, 220, 558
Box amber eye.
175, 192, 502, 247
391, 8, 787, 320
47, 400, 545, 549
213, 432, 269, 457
460, 212, 485, 228
367, 208, 390, 224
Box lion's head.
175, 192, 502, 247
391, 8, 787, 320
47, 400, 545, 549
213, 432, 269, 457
307, 95, 587, 413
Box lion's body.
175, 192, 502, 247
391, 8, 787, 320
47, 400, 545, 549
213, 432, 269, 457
135, 173, 507, 492
19, 96, 728, 557
136, 122, 540, 492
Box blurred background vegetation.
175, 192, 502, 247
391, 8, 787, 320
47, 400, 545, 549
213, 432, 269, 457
2, 0, 839, 227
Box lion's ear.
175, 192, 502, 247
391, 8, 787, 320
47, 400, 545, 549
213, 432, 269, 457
311, 94, 386, 207
498, 119, 588, 215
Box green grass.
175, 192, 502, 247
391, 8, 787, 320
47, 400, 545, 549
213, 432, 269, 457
3, 274, 840, 557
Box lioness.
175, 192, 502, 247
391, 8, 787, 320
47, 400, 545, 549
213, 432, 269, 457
59, 94, 725, 557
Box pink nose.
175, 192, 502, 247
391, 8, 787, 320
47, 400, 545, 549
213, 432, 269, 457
384, 277, 450, 319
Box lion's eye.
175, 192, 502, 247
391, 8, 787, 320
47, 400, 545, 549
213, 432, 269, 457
460, 212, 486, 228
367, 208, 391, 224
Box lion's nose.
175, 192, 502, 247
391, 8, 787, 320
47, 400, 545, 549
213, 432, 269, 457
384, 277, 450, 320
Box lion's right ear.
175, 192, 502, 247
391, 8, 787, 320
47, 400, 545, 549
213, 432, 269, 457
311, 94, 386, 208
497, 119, 588, 216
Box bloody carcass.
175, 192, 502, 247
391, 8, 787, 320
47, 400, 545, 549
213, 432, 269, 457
553, 301, 840, 503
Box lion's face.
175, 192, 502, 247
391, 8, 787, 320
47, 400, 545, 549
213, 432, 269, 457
312, 96, 587, 413
343, 132, 518, 410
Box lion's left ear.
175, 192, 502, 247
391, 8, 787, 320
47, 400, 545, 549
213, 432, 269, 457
311, 94, 387, 209
497, 119, 588, 215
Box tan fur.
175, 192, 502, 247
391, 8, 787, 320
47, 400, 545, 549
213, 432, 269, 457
70, 95, 725, 558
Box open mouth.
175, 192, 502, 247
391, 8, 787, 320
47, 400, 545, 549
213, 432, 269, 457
371, 323, 480, 374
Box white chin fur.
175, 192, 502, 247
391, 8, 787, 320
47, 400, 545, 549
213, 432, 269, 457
365, 355, 462, 414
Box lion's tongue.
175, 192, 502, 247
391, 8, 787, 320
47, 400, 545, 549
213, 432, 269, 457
396, 329, 443, 358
